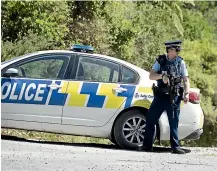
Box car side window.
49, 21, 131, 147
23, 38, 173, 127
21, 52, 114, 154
112, 70, 119, 82
121, 66, 138, 84
75, 56, 119, 83
13, 56, 69, 79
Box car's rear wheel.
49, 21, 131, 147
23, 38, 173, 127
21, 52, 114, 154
113, 109, 156, 150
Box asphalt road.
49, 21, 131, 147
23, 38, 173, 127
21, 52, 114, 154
1, 136, 217, 171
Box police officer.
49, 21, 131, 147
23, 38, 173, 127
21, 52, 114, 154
138, 40, 190, 154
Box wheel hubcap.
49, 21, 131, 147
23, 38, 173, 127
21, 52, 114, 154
123, 117, 146, 145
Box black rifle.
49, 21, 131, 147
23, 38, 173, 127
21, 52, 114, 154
162, 67, 178, 118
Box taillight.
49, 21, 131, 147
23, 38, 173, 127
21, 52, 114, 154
189, 91, 200, 104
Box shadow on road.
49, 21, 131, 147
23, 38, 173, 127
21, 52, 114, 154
1, 135, 191, 153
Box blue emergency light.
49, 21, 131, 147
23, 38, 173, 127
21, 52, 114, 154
70, 44, 94, 53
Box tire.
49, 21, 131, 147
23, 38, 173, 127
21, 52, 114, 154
113, 109, 156, 150
109, 132, 119, 147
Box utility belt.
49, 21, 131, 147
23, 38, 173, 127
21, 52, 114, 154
152, 84, 184, 98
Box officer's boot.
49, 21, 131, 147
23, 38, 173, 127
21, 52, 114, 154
172, 148, 185, 154
137, 145, 153, 152
136, 142, 153, 152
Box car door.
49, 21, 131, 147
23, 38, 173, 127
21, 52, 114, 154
62, 55, 137, 126
1, 53, 71, 124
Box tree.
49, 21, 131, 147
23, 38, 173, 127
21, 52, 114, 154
1, 32, 55, 62
204, 7, 217, 40
1, 1, 69, 45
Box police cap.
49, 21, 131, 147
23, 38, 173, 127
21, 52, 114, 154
164, 40, 182, 48
164, 40, 182, 51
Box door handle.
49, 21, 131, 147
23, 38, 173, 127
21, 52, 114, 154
112, 87, 127, 93
48, 84, 62, 89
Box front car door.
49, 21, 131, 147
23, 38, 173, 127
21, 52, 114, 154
1, 53, 72, 124
62, 55, 138, 126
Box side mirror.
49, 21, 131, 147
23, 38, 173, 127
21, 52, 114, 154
3, 68, 18, 77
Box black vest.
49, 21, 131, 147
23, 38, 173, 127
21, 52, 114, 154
156, 54, 183, 89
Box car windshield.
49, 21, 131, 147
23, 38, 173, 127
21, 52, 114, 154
1, 52, 36, 65
1, 57, 21, 65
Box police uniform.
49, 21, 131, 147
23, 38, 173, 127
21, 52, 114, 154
140, 41, 188, 154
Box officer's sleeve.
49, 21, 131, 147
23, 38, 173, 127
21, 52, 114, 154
181, 60, 189, 77
152, 60, 160, 72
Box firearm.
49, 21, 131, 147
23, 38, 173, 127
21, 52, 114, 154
162, 69, 177, 118
162, 71, 175, 100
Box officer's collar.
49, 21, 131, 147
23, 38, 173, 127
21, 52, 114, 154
166, 54, 178, 62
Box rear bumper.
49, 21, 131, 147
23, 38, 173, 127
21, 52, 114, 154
183, 128, 203, 140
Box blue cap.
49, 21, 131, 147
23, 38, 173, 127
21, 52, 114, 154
164, 40, 182, 47
164, 40, 182, 51
70, 44, 94, 53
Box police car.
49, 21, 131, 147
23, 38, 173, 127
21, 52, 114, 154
1, 45, 204, 150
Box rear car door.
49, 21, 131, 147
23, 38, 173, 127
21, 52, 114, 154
1, 53, 72, 124
62, 54, 137, 126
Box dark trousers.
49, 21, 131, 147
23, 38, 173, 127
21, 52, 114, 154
142, 94, 182, 150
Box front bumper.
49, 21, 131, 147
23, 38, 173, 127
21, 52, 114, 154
183, 128, 203, 140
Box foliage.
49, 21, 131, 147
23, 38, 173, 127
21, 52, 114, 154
182, 9, 214, 40
65, 1, 112, 54
180, 39, 217, 117
204, 7, 217, 39
101, 1, 181, 69
1, 32, 58, 62
1, 0, 69, 45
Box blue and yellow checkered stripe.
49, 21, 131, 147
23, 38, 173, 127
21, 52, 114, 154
62, 81, 136, 109
1, 78, 154, 109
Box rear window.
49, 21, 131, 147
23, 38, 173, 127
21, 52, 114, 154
121, 66, 138, 84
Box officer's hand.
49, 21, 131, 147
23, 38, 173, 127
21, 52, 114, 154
162, 74, 169, 84
183, 93, 189, 104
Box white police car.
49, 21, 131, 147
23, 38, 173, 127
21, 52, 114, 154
1, 45, 204, 149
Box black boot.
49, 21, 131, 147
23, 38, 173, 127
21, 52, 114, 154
136, 145, 153, 152
172, 148, 185, 154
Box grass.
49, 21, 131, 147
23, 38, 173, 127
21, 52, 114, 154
1, 128, 112, 145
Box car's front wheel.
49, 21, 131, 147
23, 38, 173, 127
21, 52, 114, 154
113, 109, 156, 150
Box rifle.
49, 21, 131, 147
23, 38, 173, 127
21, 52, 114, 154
162, 69, 177, 118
